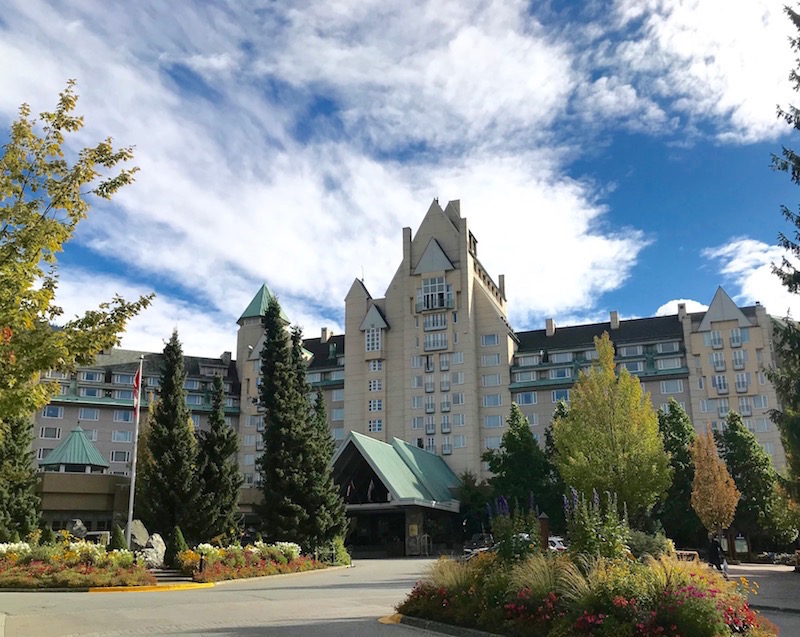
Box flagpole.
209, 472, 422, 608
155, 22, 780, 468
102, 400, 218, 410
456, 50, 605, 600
125, 355, 144, 549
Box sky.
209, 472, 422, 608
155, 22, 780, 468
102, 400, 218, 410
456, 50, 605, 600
3, 0, 800, 357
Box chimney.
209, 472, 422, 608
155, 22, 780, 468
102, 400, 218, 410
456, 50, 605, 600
610, 311, 620, 330
546, 318, 556, 337
221, 351, 232, 366
321, 327, 331, 343
498, 274, 506, 299
677, 303, 687, 320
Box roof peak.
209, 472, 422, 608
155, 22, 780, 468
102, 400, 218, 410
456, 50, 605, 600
238, 283, 289, 324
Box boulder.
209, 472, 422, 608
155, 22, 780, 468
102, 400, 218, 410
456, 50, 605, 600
125, 519, 149, 551
66, 519, 87, 538
140, 533, 166, 568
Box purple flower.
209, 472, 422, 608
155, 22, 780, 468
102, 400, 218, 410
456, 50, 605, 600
592, 488, 600, 509
498, 495, 510, 516
570, 487, 579, 511
562, 494, 570, 515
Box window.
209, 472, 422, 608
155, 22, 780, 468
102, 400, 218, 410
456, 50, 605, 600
243, 434, 256, 447
659, 402, 686, 415
485, 436, 502, 449
78, 407, 99, 421
618, 345, 642, 357
331, 408, 344, 421
698, 376, 705, 390
330, 370, 345, 381
307, 372, 321, 383
113, 373, 134, 385
514, 371, 536, 383
45, 370, 68, 379
441, 415, 451, 433
37, 448, 53, 460
738, 396, 752, 414
703, 330, 723, 348
515, 391, 537, 405
332, 389, 345, 401
753, 395, 769, 409
622, 361, 644, 373
368, 419, 383, 432
147, 377, 160, 388
718, 398, 730, 416
482, 373, 502, 387
112, 430, 132, 443
660, 379, 684, 394
246, 415, 263, 428
115, 389, 134, 400
424, 374, 435, 392
453, 413, 466, 427
735, 372, 751, 391
454, 434, 467, 448
184, 379, 200, 390
368, 399, 383, 412
412, 416, 423, 429
481, 334, 499, 347
526, 412, 539, 426
516, 354, 541, 366
481, 353, 501, 367
368, 379, 382, 392
656, 357, 682, 370
418, 276, 452, 311
244, 454, 255, 466
549, 368, 572, 380
730, 327, 749, 346
550, 352, 573, 363
732, 350, 747, 369
224, 416, 233, 427
113, 410, 133, 423
368, 360, 383, 372
84, 429, 98, 442
365, 327, 381, 351
452, 393, 465, 406
425, 436, 436, 453
710, 351, 725, 371
411, 375, 423, 389
552, 389, 569, 403
425, 395, 435, 412
763, 441, 775, 455
484, 415, 503, 428
441, 435, 452, 454
243, 473, 254, 486
79, 387, 102, 398
712, 375, 728, 392
423, 333, 448, 351
81, 371, 103, 382
42, 405, 63, 419
483, 394, 502, 407
453, 311, 458, 323
452, 371, 465, 385
439, 353, 450, 371
657, 342, 680, 354
58, 384, 70, 395
110, 450, 130, 463
452, 351, 464, 365
332, 428, 345, 441
700, 399, 713, 413
186, 395, 203, 405
758, 371, 767, 385
440, 372, 451, 392
425, 415, 435, 433
423, 313, 448, 330
40, 426, 61, 439
756, 418, 770, 433
582, 350, 599, 361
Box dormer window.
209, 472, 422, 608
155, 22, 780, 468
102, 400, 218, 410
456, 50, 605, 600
365, 327, 382, 352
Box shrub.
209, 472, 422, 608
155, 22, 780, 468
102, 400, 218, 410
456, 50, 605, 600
564, 489, 630, 559
40, 526, 56, 545
275, 541, 301, 561
491, 510, 542, 564
165, 526, 188, 568
109, 525, 127, 551
332, 536, 351, 565
627, 530, 673, 560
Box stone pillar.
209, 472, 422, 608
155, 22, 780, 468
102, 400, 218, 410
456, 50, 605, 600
405, 507, 424, 556
538, 512, 550, 551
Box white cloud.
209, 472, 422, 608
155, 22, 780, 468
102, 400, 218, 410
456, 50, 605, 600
655, 298, 709, 316
702, 238, 800, 317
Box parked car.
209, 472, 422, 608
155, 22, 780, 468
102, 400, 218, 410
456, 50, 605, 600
463, 533, 494, 555
548, 536, 567, 552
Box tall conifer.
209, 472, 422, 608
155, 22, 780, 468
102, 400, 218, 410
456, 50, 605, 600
0, 417, 39, 540
197, 375, 243, 539
137, 330, 202, 539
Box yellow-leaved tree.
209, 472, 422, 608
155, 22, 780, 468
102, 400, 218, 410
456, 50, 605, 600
691, 426, 740, 535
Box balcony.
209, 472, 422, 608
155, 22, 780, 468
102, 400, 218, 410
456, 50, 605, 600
425, 404, 435, 414
733, 359, 745, 371
415, 295, 454, 313
711, 338, 723, 350
441, 444, 453, 455
425, 423, 436, 435
424, 383, 435, 393
440, 381, 451, 392
730, 336, 742, 348
426, 443, 437, 454
718, 407, 729, 418
713, 361, 726, 372
440, 401, 451, 412
741, 404, 752, 416
716, 385, 729, 395
441, 423, 451, 434
736, 383, 748, 393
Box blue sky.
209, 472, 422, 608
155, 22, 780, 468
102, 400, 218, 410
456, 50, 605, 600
2, 0, 800, 356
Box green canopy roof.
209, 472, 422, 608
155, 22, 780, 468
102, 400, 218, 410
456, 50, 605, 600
332, 431, 460, 511
40, 426, 109, 468
238, 283, 289, 324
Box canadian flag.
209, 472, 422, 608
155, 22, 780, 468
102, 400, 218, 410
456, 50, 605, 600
133, 366, 142, 420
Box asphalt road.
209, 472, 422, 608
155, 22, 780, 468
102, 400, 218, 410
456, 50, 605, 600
0, 559, 439, 637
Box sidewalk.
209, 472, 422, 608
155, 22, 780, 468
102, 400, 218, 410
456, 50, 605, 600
727, 563, 800, 613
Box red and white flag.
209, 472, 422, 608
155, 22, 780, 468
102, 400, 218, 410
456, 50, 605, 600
133, 366, 142, 419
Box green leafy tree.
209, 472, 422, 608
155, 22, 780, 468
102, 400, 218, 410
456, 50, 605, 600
553, 333, 672, 524
718, 411, 796, 542
197, 375, 242, 539
0, 81, 151, 435
137, 330, 202, 539
654, 398, 704, 547
482, 403, 550, 513
0, 417, 39, 540
455, 470, 491, 538
257, 298, 313, 546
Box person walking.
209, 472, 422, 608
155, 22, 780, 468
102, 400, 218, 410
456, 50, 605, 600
708, 534, 727, 578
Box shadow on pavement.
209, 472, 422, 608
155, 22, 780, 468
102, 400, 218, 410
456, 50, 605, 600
159, 618, 431, 636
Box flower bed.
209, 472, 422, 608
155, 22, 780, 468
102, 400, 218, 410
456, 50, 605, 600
397, 552, 778, 637
0, 539, 156, 589
177, 541, 327, 583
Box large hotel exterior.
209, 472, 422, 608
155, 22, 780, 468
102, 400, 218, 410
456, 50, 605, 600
32, 199, 784, 532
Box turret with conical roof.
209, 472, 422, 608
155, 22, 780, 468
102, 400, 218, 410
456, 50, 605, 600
39, 426, 109, 474
238, 283, 289, 325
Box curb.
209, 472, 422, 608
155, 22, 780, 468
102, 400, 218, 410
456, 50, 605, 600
211, 563, 353, 587
89, 582, 215, 593
751, 604, 800, 616
385, 614, 503, 637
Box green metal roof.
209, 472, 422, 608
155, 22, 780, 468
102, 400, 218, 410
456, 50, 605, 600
40, 426, 109, 468
333, 432, 460, 511
238, 284, 289, 324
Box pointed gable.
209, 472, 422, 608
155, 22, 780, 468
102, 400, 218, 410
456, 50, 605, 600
238, 283, 289, 325
413, 238, 455, 275
345, 277, 372, 302
698, 287, 753, 331
359, 303, 389, 331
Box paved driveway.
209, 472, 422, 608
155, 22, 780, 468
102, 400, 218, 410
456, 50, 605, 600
0, 559, 438, 637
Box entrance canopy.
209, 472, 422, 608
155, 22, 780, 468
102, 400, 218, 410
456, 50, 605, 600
332, 431, 460, 513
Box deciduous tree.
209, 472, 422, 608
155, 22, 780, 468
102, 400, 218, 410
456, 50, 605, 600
691, 426, 739, 535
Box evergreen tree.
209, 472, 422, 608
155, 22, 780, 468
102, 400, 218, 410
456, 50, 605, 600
718, 412, 795, 541
691, 426, 739, 536
197, 375, 242, 539
137, 330, 202, 539
165, 525, 188, 568
456, 471, 491, 538
482, 403, 550, 513
553, 333, 672, 525
0, 417, 39, 541
40, 525, 55, 545
654, 399, 703, 546
257, 298, 312, 545
109, 525, 127, 550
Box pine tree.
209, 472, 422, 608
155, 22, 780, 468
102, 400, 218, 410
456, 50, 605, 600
257, 298, 312, 545
136, 330, 202, 539
654, 399, 703, 546
691, 426, 739, 535
197, 375, 243, 539
553, 333, 672, 525
0, 417, 39, 540
109, 525, 127, 550
482, 403, 550, 513
165, 525, 188, 568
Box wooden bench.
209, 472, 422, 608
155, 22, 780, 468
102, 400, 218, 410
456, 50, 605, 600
676, 550, 700, 562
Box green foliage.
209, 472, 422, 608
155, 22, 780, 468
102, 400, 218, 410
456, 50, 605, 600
654, 399, 704, 547
137, 330, 202, 539
626, 530, 672, 559
197, 375, 242, 539
553, 333, 672, 524
166, 526, 188, 568
40, 526, 55, 545
564, 489, 630, 559
456, 470, 491, 538
482, 404, 551, 516
332, 536, 351, 565
0, 417, 39, 541
491, 509, 542, 564
109, 525, 127, 551
0, 81, 152, 435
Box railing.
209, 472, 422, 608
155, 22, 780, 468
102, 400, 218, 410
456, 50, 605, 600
736, 383, 748, 393
714, 361, 726, 372
733, 359, 745, 370
424, 383, 435, 393
440, 381, 450, 392
441, 423, 451, 434
425, 423, 436, 435
425, 404, 435, 414
711, 338, 723, 349
415, 296, 454, 312
730, 336, 742, 348
716, 385, 729, 395
440, 401, 451, 412
441, 444, 452, 455
741, 405, 752, 416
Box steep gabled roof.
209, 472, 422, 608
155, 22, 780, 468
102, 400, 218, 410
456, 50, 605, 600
359, 303, 389, 331
40, 426, 109, 468
697, 286, 754, 331
238, 283, 289, 324
413, 238, 455, 275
